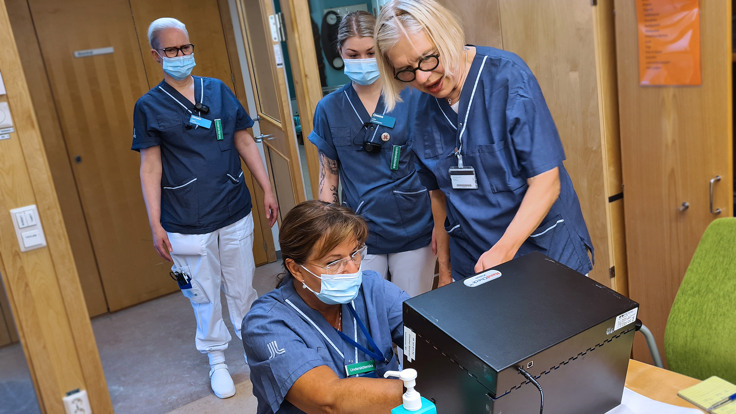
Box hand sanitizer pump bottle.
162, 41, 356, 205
384, 368, 437, 414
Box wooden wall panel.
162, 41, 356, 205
27, 0, 176, 311
437, 0, 502, 48
6, 0, 107, 317
0, 1, 112, 410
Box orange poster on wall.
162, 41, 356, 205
636, 0, 701, 86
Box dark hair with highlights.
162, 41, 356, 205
279, 201, 368, 274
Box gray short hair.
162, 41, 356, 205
147, 17, 188, 49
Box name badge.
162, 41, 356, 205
449, 166, 478, 190
390, 145, 401, 171
345, 360, 376, 377
214, 119, 223, 140
189, 115, 212, 129
370, 113, 396, 128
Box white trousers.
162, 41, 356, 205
168, 213, 257, 357
361, 244, 436, 297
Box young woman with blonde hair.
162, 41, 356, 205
309, 10, 436, 296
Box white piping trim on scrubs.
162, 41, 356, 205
157, 77, 206, 116
447, 224, 460, 233
354, 201, 365, 214
434, 98, 457, 131
456, 56, 488, 168
285, 298, 344, 359
530, 219, 565, 238
158, 86, 192, 114
344, 90, 363, 124
393, 189, 428, 195
343, 90, 386, 143
163, 177, 197, 190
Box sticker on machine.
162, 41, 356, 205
463, 269, 502, 287
614, 307, 638, 331
404, 326, 416, 362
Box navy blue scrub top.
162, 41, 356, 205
309, 84, 432, 254
243, 270, 409, 414
411, 46, 593, 279
132, 76, 254, 234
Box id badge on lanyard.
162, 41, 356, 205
449, 165, 478, 190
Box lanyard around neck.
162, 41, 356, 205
336, 303, 388, 363
157, 77, 205, 115
454, 55, 487, 168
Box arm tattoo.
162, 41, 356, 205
319, 151, 340, 203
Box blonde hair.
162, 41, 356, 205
337, 11, 377, 51
375, 0, 465, 110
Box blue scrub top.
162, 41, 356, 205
309, 84, 432, 254
243, 270, 409, 414
132, 76, 254, 234
411, 46, 593, 279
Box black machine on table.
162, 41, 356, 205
402, 252, 638, 414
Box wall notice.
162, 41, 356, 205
636, 0, 701, 86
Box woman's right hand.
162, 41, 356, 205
151, 224, 172, 262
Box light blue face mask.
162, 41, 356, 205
161, 53, 196, 80
343, 58, 380, 86
300, 265, 363, 305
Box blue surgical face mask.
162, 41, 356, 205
343, 58, 380, 86
161, 53, 196, 80
300, 265, 363, 305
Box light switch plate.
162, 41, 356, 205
9, 205, 47, 252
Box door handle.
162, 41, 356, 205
254, 133, 274, 143
709, 175, 722, 215
253, 115, 262, 122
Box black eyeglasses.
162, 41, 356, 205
157, 43, 195, 58
394, 54, 440, 82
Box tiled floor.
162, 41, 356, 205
0, 260, 283, 414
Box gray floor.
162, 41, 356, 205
0, 260, 284, 414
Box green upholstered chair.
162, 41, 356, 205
664, 217, 736, 383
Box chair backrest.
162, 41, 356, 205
664, 217, 736, 382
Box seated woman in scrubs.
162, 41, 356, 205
309, 11, 436, 296
373, 0, 593, 283
242, 200, 407, 413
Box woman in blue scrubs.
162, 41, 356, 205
374, 0, 593, 283
132, 18, 278, 399
243, 200, 407, 413
309, 11, 435, 296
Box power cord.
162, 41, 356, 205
517, 365, 544, 414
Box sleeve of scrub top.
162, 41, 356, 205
131, 99, 161, 151
379, 278, 410, 345
505, 71, 566, 178
307, 99, 339, 161
243, 303, 329, 413
220, 81, 254, 131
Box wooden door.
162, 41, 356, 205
127, 0, 275, 265
614, 0, 732, 363
26, 0, 173, 311
278, 0, 324, 200
236, 0, 307, 222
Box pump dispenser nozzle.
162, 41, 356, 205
384, 368, 422, 411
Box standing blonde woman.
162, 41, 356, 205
374, 0, 593, 283
309, 11, 435, 296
